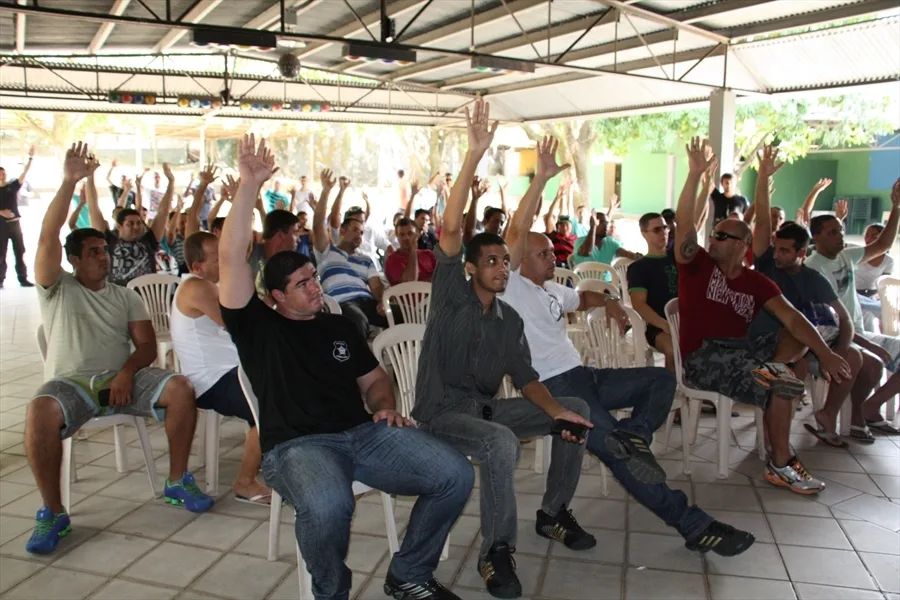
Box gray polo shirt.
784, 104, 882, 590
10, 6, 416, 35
412, 246, 539, 423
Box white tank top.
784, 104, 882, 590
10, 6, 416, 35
295, 189, 314, 215
170, 274, 239, 396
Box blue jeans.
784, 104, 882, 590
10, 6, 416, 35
261, 421, 474, 600
543, 366, 712, 541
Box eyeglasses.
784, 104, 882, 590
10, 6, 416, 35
642, 225, 668, 234
710, 231, 744, 242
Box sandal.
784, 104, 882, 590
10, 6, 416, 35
865, 419, 900, 435
849, 425, 876, 444
803, 423, 848, 448
234, 493, 272, 506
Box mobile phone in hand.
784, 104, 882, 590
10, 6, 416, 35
98, 389, 111, 407
550, 418, 587, 441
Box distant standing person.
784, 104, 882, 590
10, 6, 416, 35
0, 144, 36, 288
710, 173, 749, 226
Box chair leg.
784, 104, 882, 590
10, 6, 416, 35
113, 423, 128, 473
268, 491, 283, 561
754, 408, 766, 461
839, 396, 853, 436
134, 418, 159, 497
195, 410, 207, 470
680, 403, 691, 475
297, 542, 313, 600
663, 407, 676, 449
440, 539, 450, 561
716, 396, 732, 479
600, 463, 609, 497
380, 492, 400, 555
687, 399, 701, 446
204, 411, 220, 496
61, 438, 73, 514
533, 437, 544, 474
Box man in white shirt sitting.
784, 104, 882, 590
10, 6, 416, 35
171, 231, 272, 503
856, 222, 896, 332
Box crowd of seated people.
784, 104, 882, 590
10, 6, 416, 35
14, 101, 899, 600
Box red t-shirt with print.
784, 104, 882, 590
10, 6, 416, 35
677, 248, 781, 357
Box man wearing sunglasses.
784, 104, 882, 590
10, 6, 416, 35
675, 138, 852, 496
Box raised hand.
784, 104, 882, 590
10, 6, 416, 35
238, 134, 277, 185
535, 135, 570, 180
339, 176, 350, 191
199, 161, 219, 185
63, 142, 92, 182
685, 136, 715, 175
757, 144, 784, 178
27, 145, 35, 158
162, 163, 175, 181
813, 178, 833, 193
891, 177, 900, 208
700, 157, 719, 192
471, 176, 489, 200
222, 174, 239, 200
465, 98, 499, 155
111, 157, 119, 168
609, 193, 621, 214
589, 209, 597, 229
410, 180, 420, 199
834, 199, 849, 222
320, 168, 336, 191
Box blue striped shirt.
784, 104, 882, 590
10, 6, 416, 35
315, 244, 377, 303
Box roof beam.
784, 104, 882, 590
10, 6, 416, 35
591, 0, 730, 43
388, 9, 616, 83
718, 0, 900, 40
14, 0, 27, 53
658, 0, 778, 25
293, 0, 429, 61
151, 0, 224, 54
336, 0, 546, 74
87, 0, 132, 54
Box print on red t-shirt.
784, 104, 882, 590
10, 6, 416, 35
677, 249, 781, 357
384, 250, 437, 286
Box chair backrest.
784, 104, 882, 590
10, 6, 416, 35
382, 281, 432, 327
237, 365, 262, 434
610, 257, 633, 305
663, 298, 687, 388
128, 274, 180, 335
585, 305, 647, 368
371, 324, 426, 417
574, 261, 619, 288
497, 376, 518, 399
575, 279, 620, 297
553, 267, 581, 288
877, 275, 900, 336
323, 294, 342, 315
36, 325, 47, 361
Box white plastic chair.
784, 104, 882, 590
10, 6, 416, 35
382, 282, 432, 327
37, 326, 159, 512
237, 366, 399, 599
664, 299, 765, 479
876, 275, 900, 336
322, 294, 342, 315
128, 274, 180, 368
574, 261, 620, 289
610, 257, 633, 306
575, 279, 620, 297
553, 267, 581, 288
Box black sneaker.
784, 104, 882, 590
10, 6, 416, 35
685, 520, 755, 557
383, 572, 460, 600
535, 504, 596, 550
18, 280, 34, 288
605, 430, 667, 485
478, 543, 521, 599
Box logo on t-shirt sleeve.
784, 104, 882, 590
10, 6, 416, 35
333, 341, 350, 362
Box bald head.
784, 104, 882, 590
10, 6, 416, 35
717, 219, 752, 244
520, 232, 557, 284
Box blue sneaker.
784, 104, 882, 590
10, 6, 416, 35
25, 506, 71, 554
164, 472, 214, 513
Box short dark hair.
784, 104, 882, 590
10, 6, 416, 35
183, 231, 216, 270
444, 172, 451, 178
639, 212, 662, 230
483, 207, 505, 222
661, 208, 675, 221
64, 228, 106, 258
772, 206, 785, 214
721, 173, 735, 181
263, 250, 313, 294
465, 232, 507, 265
344, 206, 364, 219
867, 223, 885, 234
774, 222, 811, 251
116, 208, 140, 225
414, 208, 430, 219
809, 214, 838, 237
262, 209, 298, 240
398, 169, 405, 178
210, 217, 225, 232
396, 217, 416, 230
296, 210, 308, 217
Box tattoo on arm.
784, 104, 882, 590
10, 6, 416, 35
680, 230, 699, 262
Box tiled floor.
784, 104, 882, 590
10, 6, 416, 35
1, 284, 899, 600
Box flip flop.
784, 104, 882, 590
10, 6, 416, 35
235, 493, 272, 506
803, 423, 848, 448
865, 419, 900, 435
849, 425, 876, 445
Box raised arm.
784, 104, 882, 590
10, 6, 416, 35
312, 169, 336, 253
498, 176, 508, 217
68, 184, 86, 231
441, 98, 498, 257
752, 145, 784, 258
36, 143, 92, 287
166, 196, 184, 245
220, 134, 277, 309
863, 178, 900, 263
797, 178, 832, 228
206, 179, 231, 227
328, 177, 347, 230
543, 182, 565, 234
134, 168, 148, 215
462, 180, 481, 245
509, 136, 569, 271
86, 159, 108, 233
187, 162, 218, 237
106, 158, 117, 188
117, 179, 132, 209
675, 137, 716, 264
149, 164, 174, 242
695, 158, 717, 232
404, 182, 420, 219
17, 145, 35, 184
577, 211, 597, 257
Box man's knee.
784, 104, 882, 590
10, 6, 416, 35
296, 482, 356, 526
27, 396, 63, 429
860, 350, 885, 380
482, 425, 521, 464
841, 346, 863, 375
776, 330, 808, 364
161, 375, 195, 406
556, 395, 590, 419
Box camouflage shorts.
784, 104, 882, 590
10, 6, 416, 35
683, 332, 781, 409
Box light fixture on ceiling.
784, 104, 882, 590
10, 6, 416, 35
471, 55, 534, 75
342, 41, 416, 65
277, 38, 307, 49
191, 28, 277, 52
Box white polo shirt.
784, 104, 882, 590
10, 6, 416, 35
501, 270, 582, 381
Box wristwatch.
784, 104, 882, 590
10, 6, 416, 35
603, 293, 621, 304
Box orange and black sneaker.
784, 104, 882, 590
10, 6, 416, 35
763, 456, 825, 495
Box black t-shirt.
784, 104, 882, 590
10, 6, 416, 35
0, 180, 22, 218
710, 189, 749, 223
418, 230, 438, 251
220, 295, 377, 453
626, 250, 678, 320
109, 185, 136, 209
105, 229, 159, 286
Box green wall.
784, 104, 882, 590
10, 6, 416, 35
808, 150, 894, 213
621, 151, 669, 215
769, 158, 838, 218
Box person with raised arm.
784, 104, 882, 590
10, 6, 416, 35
25, 144, 212, 555
218, 135, 472, 600
574, 202, 640, 271
413, 104, 595, 600
675, 138, 851, 495
185, 162, 218, 238
795, 178, 833, 228
0, 144, 36, 287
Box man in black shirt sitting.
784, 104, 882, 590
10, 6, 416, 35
218, 135, 474, 600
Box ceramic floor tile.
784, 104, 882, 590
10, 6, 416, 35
765, 513, 851, 549
169, 513, 258, 551
474, 520, 551, 557
796, 450, 864, 473
856, 454, 900, 477
268, 569, 369, 600
839, 519, 900, 554
232, 522, 296, 561
90, 579, 179, 600
860, 551, 900, 593
624, 567, 705, 599
707, 575, 796, 600
693, 483, 762, 512
566, 497, 626, 529
0, 453, 28, 477
66, 495, 143, 529
0, 482, 34, 508
0, 525, 99, 565
107, 503, 198, 540
53, 531, 158, 575
707, 510, 775, 543
756, 489, 833, 517
873, 474, 900, 499
541, 558, 620, 600
0, 557, 43, 595
831, 494, 900, 531
780, 545, 878, 590
191, 553, 290, 600
794, 583, 885, 600
627, 502, 681, 537
549, 526, 624, 564
120, 542, 222, 588
815, 471, 884, 496
0, 515, 35, 547
706, 540, 788, 580
345, 534, 390, 574
94, 471, 164, 502
1, 565, 106, 600
627, 532, 703, 573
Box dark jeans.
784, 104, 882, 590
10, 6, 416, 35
339, 296, 391, 339
261, 421, 473, 600
543, 366, 712, 542
0, 218, 27, 283
421, 395, 589, 559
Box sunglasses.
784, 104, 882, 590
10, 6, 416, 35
710, 231, 744, 242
